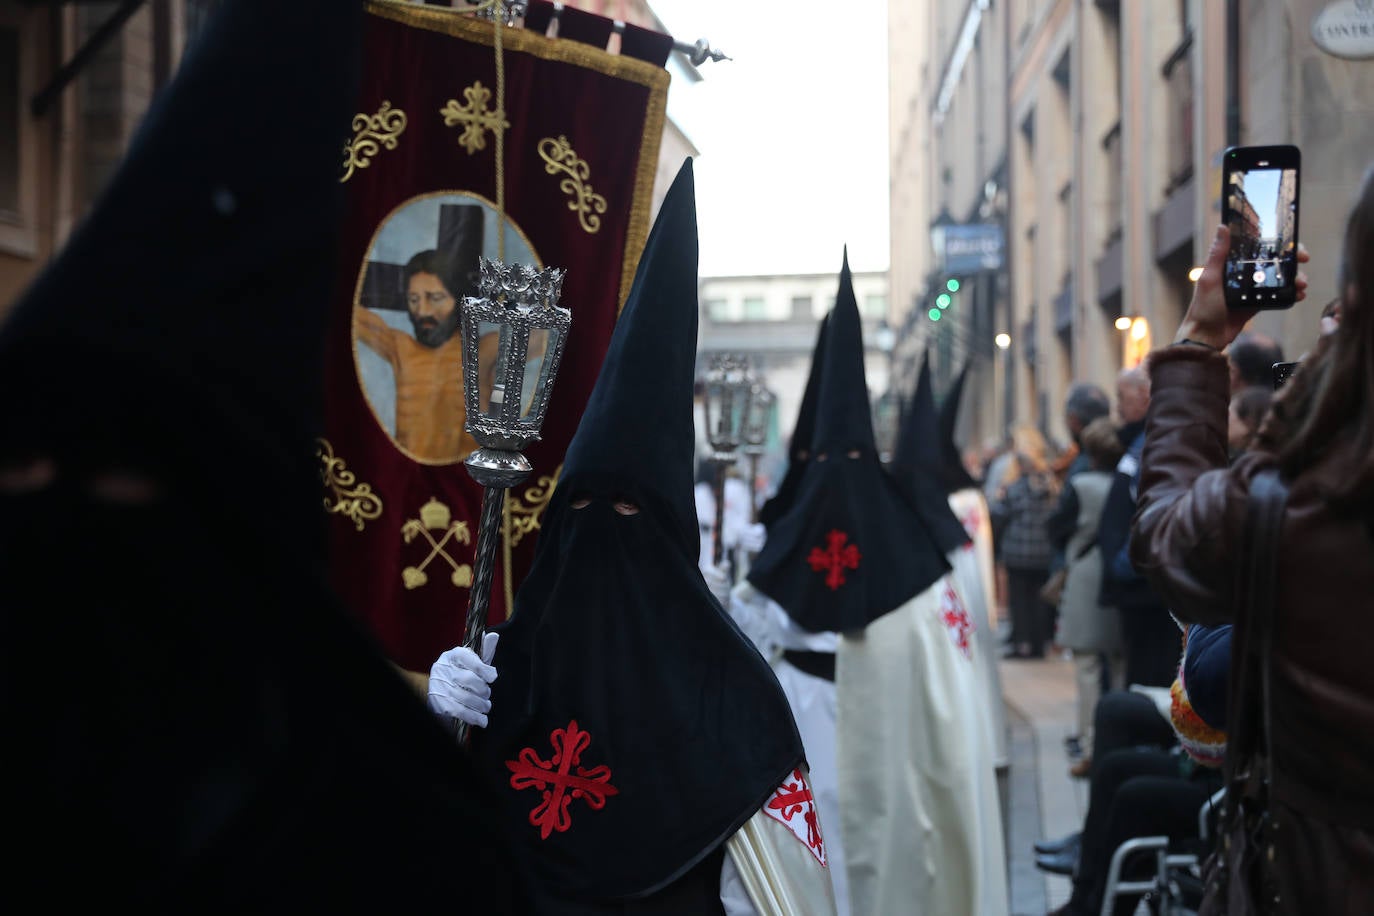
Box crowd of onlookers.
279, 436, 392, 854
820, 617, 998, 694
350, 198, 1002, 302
975, 160, 1374, 916
966, 331, 1287, 913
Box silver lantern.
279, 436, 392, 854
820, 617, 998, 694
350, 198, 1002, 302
701, 353, 754, 565
741, 380, 775, 527
455, 257, 571, 742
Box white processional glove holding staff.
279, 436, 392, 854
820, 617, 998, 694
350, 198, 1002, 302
739, 522, 766, 554
704, 563, 734, 609
427, 631, 500, 728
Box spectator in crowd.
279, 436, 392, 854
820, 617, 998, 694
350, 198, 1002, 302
1061, 383, 1113, 480
1131, 167, 1371, 913
991, 425, 1061, 659
982, 433, 1015, 505
1041, 638, 1227, 915
1048, 417, 1127, 778
1096, 366, 1178, 688
1226, 329, 1284, 393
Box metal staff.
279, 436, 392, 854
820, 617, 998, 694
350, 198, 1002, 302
454, 258, 572, 744
702, 354, 752, 567
741, 380, 775, 529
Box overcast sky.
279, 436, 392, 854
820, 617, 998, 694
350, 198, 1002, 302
649, 0, 891, 279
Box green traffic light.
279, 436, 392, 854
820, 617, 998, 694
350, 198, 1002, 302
937, 294, 952, 309
946, 278, 961, 293
928, 308, 942, 321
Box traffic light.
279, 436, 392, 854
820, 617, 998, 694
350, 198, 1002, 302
928, 276, 961, 320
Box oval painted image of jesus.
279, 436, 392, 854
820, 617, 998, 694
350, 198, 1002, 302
353, 192, 540, 464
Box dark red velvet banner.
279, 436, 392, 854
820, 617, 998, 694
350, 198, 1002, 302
321, 2, 669, 673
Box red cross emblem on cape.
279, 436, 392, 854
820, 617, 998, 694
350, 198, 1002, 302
958, 505, 981, 550
764, 768, 827, 866
939, 581, 975, 660
806, 530, 861, 591
506, 719, 619, 839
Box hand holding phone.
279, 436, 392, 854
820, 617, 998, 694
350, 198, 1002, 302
1272, 361, 1299, 390
1222, 145, 1301, 310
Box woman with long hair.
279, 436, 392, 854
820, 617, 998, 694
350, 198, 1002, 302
991, 425, 1061, 659
1130, 166, 1374, 913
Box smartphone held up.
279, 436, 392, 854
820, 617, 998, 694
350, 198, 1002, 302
1222, 145, 1301, 310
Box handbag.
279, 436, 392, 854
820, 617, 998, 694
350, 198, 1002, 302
1197, 468, 1288, 916
1038, 540, 1094, 607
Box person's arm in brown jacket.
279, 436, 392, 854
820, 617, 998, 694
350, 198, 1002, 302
1129, 345, 1246, 626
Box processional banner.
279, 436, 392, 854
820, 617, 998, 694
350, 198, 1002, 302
321, 0, 670, 672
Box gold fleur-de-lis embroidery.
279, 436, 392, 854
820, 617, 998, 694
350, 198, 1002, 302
340, 101, 407, 183
537, 136, 608, 234
440, 82, 511, 156
317, 438, 384, 530
509, 465, 561, 547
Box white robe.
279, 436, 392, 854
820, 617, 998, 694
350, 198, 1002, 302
949, 486, 1009, 768
728, 583, 848, 916
837, 577, 1009, 916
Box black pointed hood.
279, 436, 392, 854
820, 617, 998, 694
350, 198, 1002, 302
0, 0, 356, 573
758, 314, 828, 529
890, 353, 971, 553
476, 159, 803, 903
748, 254, 951, 632
558, 161, 701, 555
939, 361, 981, 493
0, 3, 530, 909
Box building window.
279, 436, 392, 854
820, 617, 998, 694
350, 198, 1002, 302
791, 294, 811, 318
0, 6, 37, 258
704, 298, 730, 321
862, 294, 887, 319
742, 296, 766, 320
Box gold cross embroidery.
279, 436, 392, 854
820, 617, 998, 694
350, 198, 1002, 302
440, 82, 510, 156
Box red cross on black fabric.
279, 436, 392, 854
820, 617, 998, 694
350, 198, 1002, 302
807, 529, 861, 590
506, 719, 619, 839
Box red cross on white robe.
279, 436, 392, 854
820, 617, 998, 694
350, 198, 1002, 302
763, 767, 827, 866
939, 581, 976, 660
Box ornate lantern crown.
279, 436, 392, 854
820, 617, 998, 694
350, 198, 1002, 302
461, 257, 572, 452
702, 353, 754, 461
742, 381, 776, 452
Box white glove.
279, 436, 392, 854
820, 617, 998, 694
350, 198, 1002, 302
703, 563, 733, 608
739, 522, 766, 554
427, 631, 499, 728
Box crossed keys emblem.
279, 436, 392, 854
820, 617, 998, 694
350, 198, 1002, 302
400, 497, 473, 590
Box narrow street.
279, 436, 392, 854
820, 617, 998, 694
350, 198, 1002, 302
1000, 650, 1088, 915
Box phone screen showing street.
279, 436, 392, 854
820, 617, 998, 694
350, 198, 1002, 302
1225, 166, 1298, 304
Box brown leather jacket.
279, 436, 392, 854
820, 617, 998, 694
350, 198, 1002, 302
1130, 345, 1374, 914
